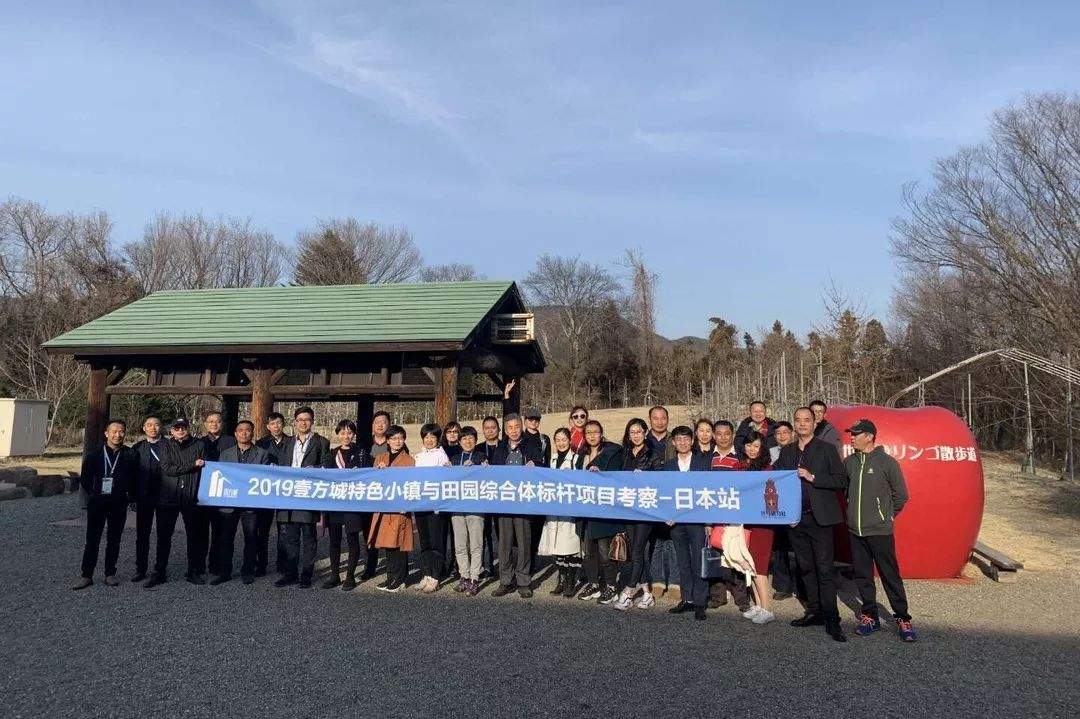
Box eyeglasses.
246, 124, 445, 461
571, 413, 587, 419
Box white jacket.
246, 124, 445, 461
414, 446, 451, 467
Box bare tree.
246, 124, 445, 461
124, 212, 287, 292
524, 253, 620, 398
0, 197, 69, 298
419, 263, 482, 282
620, 248, 659, 395
294, 218, 421, 286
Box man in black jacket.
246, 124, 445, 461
522, 407, 551, 466
145, 418, 208, 588
73, 420, 137, 590
199, 410, 237, 461
255, 410, 289, 575
210, 420, 277, 585
774, 406, 849, 642
130, 415, 165, 582
734, 401, 778, 458
489, 413, 544, 598
663, 425, 713, 620
275, 406, 332, 588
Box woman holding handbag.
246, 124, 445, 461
736, 431, 777, 624
537, 428, 583, 597
370, 426, 415, 593
320, 420, 371, 591
573, 420, 624, 605
613, 418, 663, 611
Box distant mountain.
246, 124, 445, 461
531, 305, 708, 363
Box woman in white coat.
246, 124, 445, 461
537, 428, 582, 596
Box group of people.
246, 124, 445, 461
74, 399, 916, 643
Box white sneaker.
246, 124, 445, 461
752, 609, 776, 625
612, 594, 633, 611
742, 605, 763, 620
634, 592, 655, 609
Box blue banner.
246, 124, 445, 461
198, 462, 800, 525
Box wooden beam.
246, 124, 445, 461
84, 366, 111, 456
105, 384, 455, 397
249, 368, 274, 440
434, 363, 459, 427
271, 368, 288, 385
106, 367, 128, 385
58, 340, 465, 357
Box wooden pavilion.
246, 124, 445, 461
43, 281, 545, 451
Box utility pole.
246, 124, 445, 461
1068, 353, 1075, 482
1023, 362, 1035, 474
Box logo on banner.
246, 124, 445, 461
763, 477, 783, 517
207, 470, 238, 499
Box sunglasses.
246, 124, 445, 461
571, 413, 587, 419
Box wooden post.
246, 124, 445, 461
84, 366, 111, 455
356, 396, 375, 446
434, 362, 459, 427
221, 395, 240, 434
249, 368, 275, 440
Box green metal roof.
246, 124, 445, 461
44, 281, 519, 351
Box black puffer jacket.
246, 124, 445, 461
159, 436, 206, 507
621, 445, 663, 472
575, 442, 625, 540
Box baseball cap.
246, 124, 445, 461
524, 407, 542, 420
845, 419, 877, 436
171, 417, 190, 429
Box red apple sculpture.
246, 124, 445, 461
825, 404, 984, 579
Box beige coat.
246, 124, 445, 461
368, 451, 415, 551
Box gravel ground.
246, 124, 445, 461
2, 492, 1078, 719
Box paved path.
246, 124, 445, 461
2, 494, 1078, 718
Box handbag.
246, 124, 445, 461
700, 547, 727, 580
609, 532, 629, 562
709, 525, 725, 550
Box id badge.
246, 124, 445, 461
101, 476, 114, 495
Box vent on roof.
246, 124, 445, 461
491, 313, 534, 344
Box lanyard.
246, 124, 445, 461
103, 446, 117, 476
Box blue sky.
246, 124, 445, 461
2, 1, 1078, 339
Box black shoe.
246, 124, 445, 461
578, 584, 602, 601
826, 620, 847, 642
695, 607, 708, 620
791, 612, 826, 627
254, 568, 267, 578
132, 572, 147, 583
274, 575, 297, 588
298, 577, 312, 589
561, 569, 580, 598
491, 584, 515, 597
668, 601, 696, 614
241, 575, 255, 585
342, 577, 357, 591
518, 586, 534, 598
772, 590, 793, 601
359, 566, 377, 581
209, 575, 230, 586
551, 567, 568, 595
321, 576, 341, 590
143, 573, 166, 589
597, 586, 618, 605
186, 573, 207, 586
